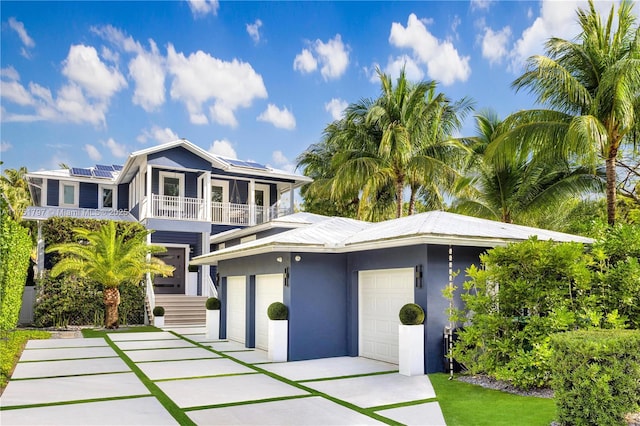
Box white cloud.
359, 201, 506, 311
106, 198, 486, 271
0, 80, 34, 106
187, 0, 219, 17
103, 138, 127, 157
84, 144, 102, 161
0, 141, 13, 152
257, 104, 296, 130
166, 44, 267, 126
137, 126, 179, 144
270, 150, 295, 173
470, 0, 494, 11
62, 44, 127, 99
293, 35, 349, 80
8, 17, 35, 58
324, 98, 348, 120
246, 19, 263, 43
389, 13, 471, 85
208, 139, 237, 158
129, 40, 165, 111
0, 66, 20, 81
55, 84, 109, 125
481, 26, 512, 65
380, 55, 425, 82
293, 49, 317, 73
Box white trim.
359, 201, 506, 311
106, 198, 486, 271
59, 181, 79, 208
156, 243, 190, 295
255, 183, 270, 208
211, 179, 230, 203
98, 184, 117, 209
159, 171, 185, 197
240, 235, 257, 244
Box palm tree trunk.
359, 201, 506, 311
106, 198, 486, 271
396, 181, 404, 218
606, 152, 617, 226
103, 287, 120, 329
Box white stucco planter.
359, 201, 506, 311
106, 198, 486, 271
206, 309, 220, 340
399, 324, 425, 376
154, 315, 165, 328
268, 319, 288, 362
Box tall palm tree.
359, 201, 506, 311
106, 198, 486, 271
331, 69, 471, 219
499, 0, 640, 225
453, 110, 605, 224
46, 222, 174, 328
0, 166, 31, 222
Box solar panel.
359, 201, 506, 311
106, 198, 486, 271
95, 164, 115, 171
226, 159, 267, 170
70, 167, 92, 177
92, 169, 113, 179
112, 165, 123, 171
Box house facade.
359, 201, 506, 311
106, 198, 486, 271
23, 139, 311, 301
191, 212, 593, 373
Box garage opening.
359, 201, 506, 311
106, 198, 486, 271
254, 273, 284, 350
226, 276, 246, 344
358, 268, 414, 364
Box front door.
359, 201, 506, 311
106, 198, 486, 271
254, 184, 270, 224
154, 247, 185, 294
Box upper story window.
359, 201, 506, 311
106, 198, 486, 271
160, 171, 184, 198
59, 181, 79, 207
211, 179, 229, 204
99, 185, 115, 209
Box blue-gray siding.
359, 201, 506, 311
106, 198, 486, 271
79, 182, 98, 209
118, 184, 129, 210
47, 179, 59, 206
148, 146, 212, 170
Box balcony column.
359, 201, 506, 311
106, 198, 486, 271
289, 183, 295, 215
248, 180, 256, 226
204, 171, 211, 221
146, 165, 153, 219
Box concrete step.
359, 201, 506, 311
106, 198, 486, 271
153, 295, 208, 326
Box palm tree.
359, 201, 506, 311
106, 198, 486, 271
453, 110, 605, 224
46, 221, 174, 328
501, 0, 640, 225
330, 68, 471, 219
0, 166, 31, 222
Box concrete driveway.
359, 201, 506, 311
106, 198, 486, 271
0, 327, 446, 425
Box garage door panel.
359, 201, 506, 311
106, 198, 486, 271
359, 268, 414, 364
226, 276, 246, 344
255, 274, 284, 350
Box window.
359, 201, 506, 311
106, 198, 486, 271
129, 175, 138, 208
59, 181, 79, 207
212, 185, 224, 203
159, 171, 184, 198
210, 179, 229, 203
99, 185, 115, 209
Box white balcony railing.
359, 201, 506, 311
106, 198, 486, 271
150, 194, 206, 221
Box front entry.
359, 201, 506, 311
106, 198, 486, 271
154, 247, 186, 294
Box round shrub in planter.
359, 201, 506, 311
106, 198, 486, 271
399, 303, 425, 325
153, 306, 165, 317
267, 302, 288, 320
206, 297, 221, 310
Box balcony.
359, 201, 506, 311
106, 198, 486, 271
146, 194, 291, 225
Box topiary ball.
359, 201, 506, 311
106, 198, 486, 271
153, 306, 165, 317
399, 303, 425, 325
267, 302, 288, 320
206, 297, 221, 310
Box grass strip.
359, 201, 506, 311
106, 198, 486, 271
297, 369, 398, 383
81, 326, 161, 338
135, 356, 222, 364
9, 370, 132, 381
153, 371, 260, 383
102, 335, 196, 426
369, 397, 438, 412
184, 393, 315, 412
0, 394, 151, 411
429, 373, 556, 426
18, 356, 118, 363
174, 333, 401, 426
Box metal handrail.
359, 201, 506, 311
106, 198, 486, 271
145, 273, 155, 320
206, 274, 218, 298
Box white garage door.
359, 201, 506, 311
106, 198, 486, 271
359, 268, 414, 364
226, 276, 246, 344
255, 274, 284, 350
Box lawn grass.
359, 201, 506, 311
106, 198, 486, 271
429, 373, 556, 426
0, 330, 50, 391
81, 325, 160, 338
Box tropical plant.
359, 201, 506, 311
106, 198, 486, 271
0, 166, 31, 222
452, 110, 604, 224
45, 221, 174, 329
498, 0, 640, 225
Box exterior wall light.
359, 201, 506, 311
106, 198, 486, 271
294, 255, 302, 262
276, 256, 283, 263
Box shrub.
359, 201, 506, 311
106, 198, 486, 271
267, 302, 288, 320
152, 306, 165, 317
399, 303, 425, 325
0, 211, 32, 331
0, 330, 50, 389
550, 329, 640, 425
205, 297, 220, 310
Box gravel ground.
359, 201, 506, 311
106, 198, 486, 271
456, 374, 554, 398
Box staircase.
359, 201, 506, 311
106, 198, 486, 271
154, 295, 208, 326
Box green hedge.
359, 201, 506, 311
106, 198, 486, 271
33, 273, 145, 327
550, 329, 640, 425
0, 211, 32, 331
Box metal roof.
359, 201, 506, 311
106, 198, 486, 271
191, 211, 593, 266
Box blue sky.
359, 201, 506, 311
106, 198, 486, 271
1, 0, 636, 174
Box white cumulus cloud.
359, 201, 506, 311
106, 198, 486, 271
294, 34, 349, 80
257, 104, 296, 130
103, 138, 127, 157
137, 126, 180, 145
324, 98, 348, 120
246, 19, 263, 43
166, 44, 268, 126
0, 141, 13, 152
208, 139, 237, 158
62, 44, 127, 99
187, 0, 219, 17
481, 26, 512, 65
378, 55, 425, 82
389, 13, 471, 85
270, 150, 295, 173
84, 144, 102, 161
0, 66, 20, 81
0, 80, 34, 106
128, 40, 165, 111
8, 17, 35, 58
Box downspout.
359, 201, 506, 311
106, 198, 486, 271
448, 245, 454, 380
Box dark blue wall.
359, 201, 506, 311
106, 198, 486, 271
79, 182, 98, 209
148, 146, 211, 170
47, 179, 59, 206
151, 169, 199, 198
118, 184, 128, 210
